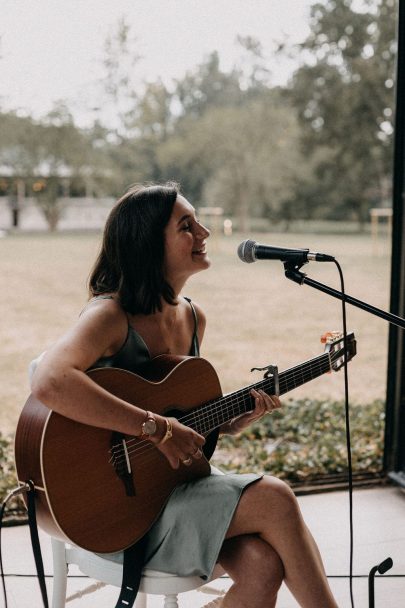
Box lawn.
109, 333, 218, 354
0, 229, 391, 436
0, 228, 389, 495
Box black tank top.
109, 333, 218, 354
88, 296, 200, 374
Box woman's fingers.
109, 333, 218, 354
156, 418, 205, 469
250, 389, 282, 415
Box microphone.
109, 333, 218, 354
237, 239, 335, 264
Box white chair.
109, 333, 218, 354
51, 537, 225, 608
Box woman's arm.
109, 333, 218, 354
31, 299, 205, 468
31, 299, 149, 436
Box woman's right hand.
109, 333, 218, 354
150, 416, 206, 469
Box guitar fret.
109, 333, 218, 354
184, 351, 335, 436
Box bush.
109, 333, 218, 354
0, 433, 25, 520
212, 398, 385, 483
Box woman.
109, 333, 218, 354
31, 183, 338, 608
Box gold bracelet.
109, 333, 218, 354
156, 418, 173, 446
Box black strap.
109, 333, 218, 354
26, 481, 49, 608
1, 483, 31, 608
115, 536, 147, 608
183, 296, 200, 356
23, 478, 145, 608
0, 500, 9, 607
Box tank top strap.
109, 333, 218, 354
183, 296, 200, 357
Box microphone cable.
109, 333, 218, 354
333, 259, 355, 608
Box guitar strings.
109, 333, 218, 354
110, 355, 333, 467
110, 352, 332, 455
109, 353, 335, 467
110, 355, 333, 465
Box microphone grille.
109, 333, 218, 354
237, 239, 257, 263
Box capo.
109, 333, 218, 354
250, 364, 280, 396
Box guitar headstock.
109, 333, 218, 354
321, 331, 357, 372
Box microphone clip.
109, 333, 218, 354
283, 260, 308, 285
250, 364, 280, 396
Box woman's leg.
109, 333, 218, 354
218, 534, 284, 608
225, 476, 338, 608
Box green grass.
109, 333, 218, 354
0, 230, 391, 434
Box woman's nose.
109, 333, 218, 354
198, 223, 210, 238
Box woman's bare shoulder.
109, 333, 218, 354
32, 296, 129, 377
81, 295, 125, 322
185, 298, 206, 337
78, 296, 128, 340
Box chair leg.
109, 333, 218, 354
135, 592, 147, 607
163, 594, 179, 608
51, 538, 68, 608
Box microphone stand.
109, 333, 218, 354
284, 260, 401, 608
284, 262, 405, 329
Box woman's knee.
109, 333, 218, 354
251, 476, 301, 521
219, 535, 284, 592
227, 476, 303, 539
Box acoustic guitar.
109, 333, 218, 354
15, 331, 356, 553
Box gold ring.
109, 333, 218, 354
182, 457, 193, 466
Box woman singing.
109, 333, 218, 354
31, 183, 338, 607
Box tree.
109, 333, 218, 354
0, 111, 43, 227
157, 90, 307, 231
284, 0, 397, 225
96, 17, 142, 138
174, 51, 242, 120
236, 35, 272, 94
29, 102, 93, 230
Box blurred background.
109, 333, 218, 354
0, 0, 397, 488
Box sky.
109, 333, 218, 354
1, 0, 315, 126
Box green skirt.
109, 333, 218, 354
103, 468, 262, 580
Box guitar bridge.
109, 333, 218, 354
110, 432, 136, 497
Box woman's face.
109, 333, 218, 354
163, 195, 211, 285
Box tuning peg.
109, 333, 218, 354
320, 331, 343, 344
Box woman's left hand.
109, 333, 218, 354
220, 389, 282, 436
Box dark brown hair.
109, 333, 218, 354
88, 182, 180, 314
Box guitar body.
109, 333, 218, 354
15, 332, 356, 554
15, 356, 222, 553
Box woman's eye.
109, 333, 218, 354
181, 222, 192, 231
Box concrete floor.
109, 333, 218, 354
1, 485, 404, 607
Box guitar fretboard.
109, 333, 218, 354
183, 352, 331, 435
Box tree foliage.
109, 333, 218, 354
285, 0, 397, 224
0, 1, 398, 229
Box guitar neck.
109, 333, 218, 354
184, 352, 331, 436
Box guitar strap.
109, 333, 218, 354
23, 478, 146, 608
26, 481, 49, 608
115, 537, 147, 608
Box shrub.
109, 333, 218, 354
0, 433, 25, 520
212, 398, 385, 483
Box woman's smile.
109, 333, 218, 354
192, 244, 207, 255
